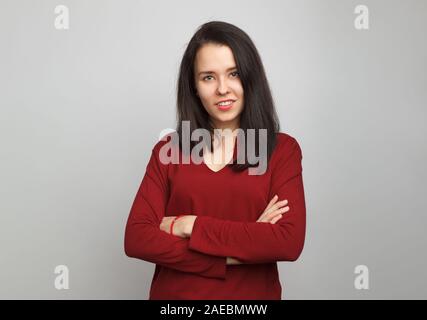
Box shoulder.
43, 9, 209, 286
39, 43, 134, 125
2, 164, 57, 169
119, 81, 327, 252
148, 131, 182, 170
274, 132, 302, 154
151, 132, 178, 153
269, 132, 303, 170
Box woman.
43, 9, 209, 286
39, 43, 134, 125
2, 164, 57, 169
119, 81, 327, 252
124, 21, 306, 300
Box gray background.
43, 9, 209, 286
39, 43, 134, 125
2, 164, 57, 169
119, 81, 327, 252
1, 0, 426, 299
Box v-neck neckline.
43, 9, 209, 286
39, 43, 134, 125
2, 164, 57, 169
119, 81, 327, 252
201, 138, 238, 174
201, 157, 232, 173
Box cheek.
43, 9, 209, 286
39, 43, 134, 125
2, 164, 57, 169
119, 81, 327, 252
200, 91, 218, 107
231, 82, 244, 98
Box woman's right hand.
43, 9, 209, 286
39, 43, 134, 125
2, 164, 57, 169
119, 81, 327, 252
256, 195, 289, 224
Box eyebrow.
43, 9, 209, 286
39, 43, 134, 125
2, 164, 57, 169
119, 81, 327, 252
198, 66, 237, 76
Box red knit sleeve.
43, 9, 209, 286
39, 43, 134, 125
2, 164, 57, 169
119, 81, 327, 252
188, 137, 306, 264
124, 139, 227, 279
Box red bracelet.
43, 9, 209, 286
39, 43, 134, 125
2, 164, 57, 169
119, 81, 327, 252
170, 215, 185, 235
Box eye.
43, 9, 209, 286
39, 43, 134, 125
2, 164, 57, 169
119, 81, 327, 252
230, 71, 239, 77
203, 75, 214, 81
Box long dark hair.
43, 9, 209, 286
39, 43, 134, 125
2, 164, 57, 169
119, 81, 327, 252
175, 21, 280, 173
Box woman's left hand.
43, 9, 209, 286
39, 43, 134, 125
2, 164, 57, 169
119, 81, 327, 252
160, 215, 197, 238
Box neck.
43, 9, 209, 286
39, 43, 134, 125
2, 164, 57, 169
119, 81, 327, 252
209, 118, 240, 133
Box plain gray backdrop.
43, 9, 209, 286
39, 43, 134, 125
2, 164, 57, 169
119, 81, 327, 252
1, 0, 426, 299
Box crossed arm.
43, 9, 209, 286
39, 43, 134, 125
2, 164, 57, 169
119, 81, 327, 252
124, 137, 305, 279
159, 215, 243, 265
159, 194, 290, 265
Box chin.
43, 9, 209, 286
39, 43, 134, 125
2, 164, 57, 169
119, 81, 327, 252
215, 113, 238, 121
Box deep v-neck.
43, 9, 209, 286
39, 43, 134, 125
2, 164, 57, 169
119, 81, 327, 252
201, 135, 237, 173
202, 155, 232, 173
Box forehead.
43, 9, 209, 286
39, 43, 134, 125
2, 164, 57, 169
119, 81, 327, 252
194, 43, 236, 71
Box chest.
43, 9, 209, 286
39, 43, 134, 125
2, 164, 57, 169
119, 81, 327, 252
166, 160, 272, 221
202, 149, 234, 172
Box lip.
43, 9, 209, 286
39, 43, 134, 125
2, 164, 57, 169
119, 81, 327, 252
216, 99, 236, 111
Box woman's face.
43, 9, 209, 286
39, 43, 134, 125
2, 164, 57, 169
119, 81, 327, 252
194, 43, 244, 131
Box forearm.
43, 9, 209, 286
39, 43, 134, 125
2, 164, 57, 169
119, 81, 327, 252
174, 216, 243, 265
185, 174, 306, 263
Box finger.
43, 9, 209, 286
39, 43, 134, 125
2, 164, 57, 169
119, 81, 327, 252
276, 206, 290, 215
258, 207, 285, 223
258, 195, 278, 221
267, 206, 289, 219
264, 195, 278, 211
270, 214, 283, 224
269, 215, 281, 224
263, 207, 289, 223
264, 199, 288, 216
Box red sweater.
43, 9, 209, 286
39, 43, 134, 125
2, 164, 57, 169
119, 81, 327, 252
124, 132, 306, 300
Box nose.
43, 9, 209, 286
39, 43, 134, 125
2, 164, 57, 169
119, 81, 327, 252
216, 77, 230, 95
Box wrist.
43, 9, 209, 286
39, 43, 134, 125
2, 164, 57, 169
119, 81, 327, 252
183, 215, 197, 238
170, 215, 186, 236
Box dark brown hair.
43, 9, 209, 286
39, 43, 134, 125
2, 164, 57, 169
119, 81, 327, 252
175, 21, 280, 172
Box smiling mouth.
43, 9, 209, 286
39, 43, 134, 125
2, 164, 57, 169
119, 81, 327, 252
216, 100, 236, 110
